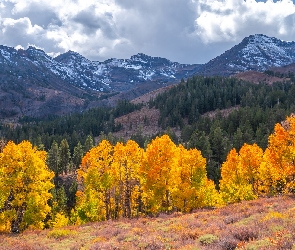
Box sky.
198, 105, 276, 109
0, 0, 295, 64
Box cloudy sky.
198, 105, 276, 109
0, 0, 295, 64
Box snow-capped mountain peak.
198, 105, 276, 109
199, 34, 295, 76
0, 45, 201, 94
1, 34, 295, 119
1, 33, 295, 93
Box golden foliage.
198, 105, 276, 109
0, 141, 54, 232
75, 135, 221, 222
220, 115, 295, 200
220, 144, 262, 203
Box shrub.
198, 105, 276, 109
198, 234, 218, 245
47, 229, 76, 239
50, 213, 69, 228
218, 236, 239, 250
232, 226, 259, 241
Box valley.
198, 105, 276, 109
1, 34, 295, 249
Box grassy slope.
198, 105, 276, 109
1, 196, 295, 250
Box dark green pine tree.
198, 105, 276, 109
209, 125, 229, 165
188, 130, 219, 183
47, 141, 60, 184
68, 181, 78, 210
59, 139, 71, 175
34, 135, 45, 150
233, 127, 244, 151
51, 186, 68, 214
84, 134, 94, 153
57, 186, 68, 214
72, 141, 84, 170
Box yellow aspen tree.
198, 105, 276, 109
76, 140, 114, 222
173, 146, 196, 211
141, 135, 178, 213
199, 179, 223, 208
112, 140, 143, 218
0, 141, 54, 233
239, 143, 263, 195
220, 148, 257, 204
284, 115, 295, 192
173, 145, 221, 211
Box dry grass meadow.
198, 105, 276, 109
1, 195, 295, 250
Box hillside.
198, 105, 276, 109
114, 106, 162, 140
232, 71, 285, 85
199, 34, 295, 76
1, 34, 295, 119
2, 75, 295, 185
269, 62, 295, 75
0, 195, 294, 250
0, 45, 200, 119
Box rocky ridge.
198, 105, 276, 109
199, 34, 295, 76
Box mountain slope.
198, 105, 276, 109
0, 45, 201, 93
54, 52, 202, 92
1, 34, 295, 119
0, 45, 202, 118
0, 46, 98, 119
198, 34, 295, 76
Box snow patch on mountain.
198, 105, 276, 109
6, 33, 295, 91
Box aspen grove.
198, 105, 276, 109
2, 115, 295, 232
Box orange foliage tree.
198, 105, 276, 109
259, 115, 295, 194
141, 135, 221, 213
141, 135, 179, 213
239, 143, 264, 195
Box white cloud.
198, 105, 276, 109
0, 0, 295, 64
195, 0, 295, 43
0, 17, 46, 44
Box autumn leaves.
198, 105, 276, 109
220, 115, 295, 203
74, 135, 219, 223
74, 114, 295, 222
2, 115, 295, 232
0, 141, 54, 232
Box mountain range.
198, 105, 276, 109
1, 34, 295, 119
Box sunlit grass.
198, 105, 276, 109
0, 195, 295, 249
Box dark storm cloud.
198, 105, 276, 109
113, 0, 202, 63
12, 4, 62, 28
1, 17, 41, 47
72, 8, 117, 38
0, 16, 61, 55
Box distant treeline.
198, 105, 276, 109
0, 100, 142, 152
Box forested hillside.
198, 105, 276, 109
149, 76, 295, 182
1, 75, 295, 184
1, 74, 295, 236
0, 99, 142, 151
